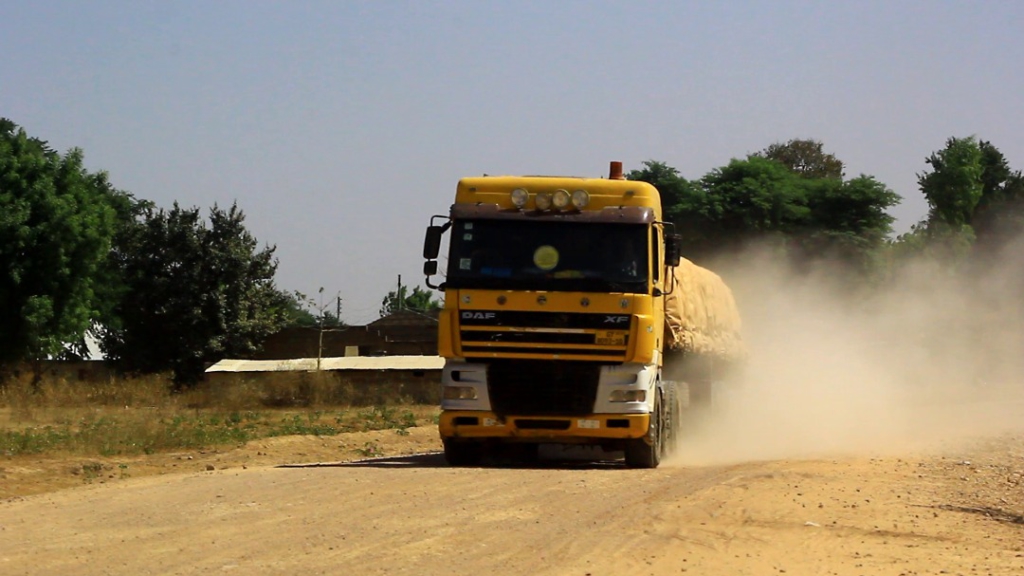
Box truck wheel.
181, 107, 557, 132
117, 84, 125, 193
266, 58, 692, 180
663, 381, 681, 450
625, 394, 662, 469
443, 439, 482, 466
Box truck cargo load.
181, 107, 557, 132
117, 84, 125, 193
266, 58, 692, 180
664, 258, 744, 361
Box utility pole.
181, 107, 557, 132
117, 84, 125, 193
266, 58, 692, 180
317, 287, 324, 371
315, 288, 343, 370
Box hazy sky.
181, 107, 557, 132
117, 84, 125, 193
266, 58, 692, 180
3, 1, 1022, 323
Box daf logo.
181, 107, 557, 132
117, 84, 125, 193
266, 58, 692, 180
462, 311, 497, 320
604, 315, 630, 325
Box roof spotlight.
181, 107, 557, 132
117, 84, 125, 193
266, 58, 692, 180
552, 189, 571, 209
535, 192, 553, 211
571, 189, 590, 209
510, 188, 529, 208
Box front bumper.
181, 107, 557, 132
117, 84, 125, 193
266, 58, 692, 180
439, 411, 650, 442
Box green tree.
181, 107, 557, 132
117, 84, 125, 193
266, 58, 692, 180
918, 136, 984, 228
971, 140, 1024, 251
631, 153, 897, 278
379, 285, 442, 317
626, 160, 696, 219
99, 202, 287, 386
804, 176, 899, 241
276, 289, 320, 327
698, 155, 811, 244
756, 139, 845, 180
899, 136, 1023, 267
0, 119, 124, 381
627, 161, 714, 254
796, 176, 900, 276
632, 157, 812, 261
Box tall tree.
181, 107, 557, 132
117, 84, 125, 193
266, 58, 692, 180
635, 157, 814, 260
380, 285, 442, 317
632, 153, 897, 278
274, 290, 319, 327
99, 202, 287, 386
0, 119, 124, 380
896, 136, 988, 267
699, 155, 811, 241
803, 176, 899, 242
971, 140, 1024, 251
626, 160, 694, 219
918, 136, 984, 228
796, 176, 899, 276
627, 161, 714, 255
756, 139, 845, 180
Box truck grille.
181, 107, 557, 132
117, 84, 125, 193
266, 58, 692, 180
487, 360, 601, 417
459, 311, 630, 360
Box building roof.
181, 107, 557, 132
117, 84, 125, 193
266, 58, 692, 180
366, 309, 439, 328
206, 355, 445, 373
253, 310, 440, 360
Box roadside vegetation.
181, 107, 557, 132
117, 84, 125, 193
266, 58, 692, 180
4, 118, 1022, 390
0, 373, 438, 458
3, 120, 1022, 463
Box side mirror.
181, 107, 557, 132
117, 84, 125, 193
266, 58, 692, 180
665, 234, 682, 265
423, 226, 443, 259
423, 260, 438, 276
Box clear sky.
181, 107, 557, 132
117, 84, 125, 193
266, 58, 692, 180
3, 1, 1022, 323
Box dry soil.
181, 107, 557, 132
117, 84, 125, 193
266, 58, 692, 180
1, 425, 1022, 575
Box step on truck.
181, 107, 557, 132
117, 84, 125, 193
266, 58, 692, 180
422, 162, 743, 468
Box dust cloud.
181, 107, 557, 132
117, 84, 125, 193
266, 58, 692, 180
671, 238, 1024, 466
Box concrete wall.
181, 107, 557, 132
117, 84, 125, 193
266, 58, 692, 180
203, 369, 441, 407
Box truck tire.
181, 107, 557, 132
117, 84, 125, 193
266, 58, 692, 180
443, 439, 482, 466
625, 394, 663, 469
663, 381, 681, 451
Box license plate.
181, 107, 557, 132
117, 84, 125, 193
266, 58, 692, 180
595, 331, 626, 346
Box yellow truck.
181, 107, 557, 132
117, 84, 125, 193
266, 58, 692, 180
422, 162, 742, 467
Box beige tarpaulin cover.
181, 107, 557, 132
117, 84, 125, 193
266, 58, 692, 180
664, 258, 744, 359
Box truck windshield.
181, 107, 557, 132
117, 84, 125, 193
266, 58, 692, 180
444, 219, 649, 293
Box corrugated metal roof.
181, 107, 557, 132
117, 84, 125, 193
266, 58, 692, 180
206, 355, 445, 373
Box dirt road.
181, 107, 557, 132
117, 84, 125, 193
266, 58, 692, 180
2, 426, 1022, 576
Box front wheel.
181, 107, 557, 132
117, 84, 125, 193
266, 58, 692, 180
624, 394, 663, 468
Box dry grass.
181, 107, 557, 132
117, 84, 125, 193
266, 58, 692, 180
0, 371, 440, 458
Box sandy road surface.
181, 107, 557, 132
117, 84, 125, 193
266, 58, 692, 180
1, 428, 1022, 576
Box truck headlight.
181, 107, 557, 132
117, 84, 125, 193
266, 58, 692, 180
609, 389, 647, 403
443, 386, 478, 400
